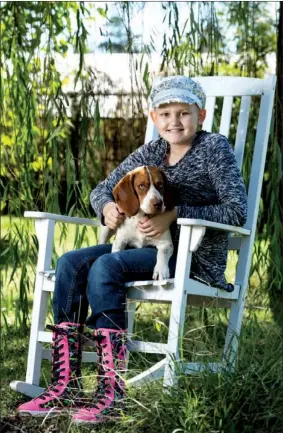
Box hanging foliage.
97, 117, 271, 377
0, 1, 281, 330
0, 1, 103, 329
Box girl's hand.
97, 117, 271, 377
137, 208, 177, 238
103, 202, 125, 230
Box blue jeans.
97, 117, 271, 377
53, 245, 177, 330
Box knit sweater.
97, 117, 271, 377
90, 131, 248, 289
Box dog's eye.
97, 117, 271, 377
156, 182, 164, 190
139, 184, 146, 190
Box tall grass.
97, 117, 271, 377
1, 1, 281, 330
1, 308, 282, 432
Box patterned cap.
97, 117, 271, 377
149, 75, 206, 109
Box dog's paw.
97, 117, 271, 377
152, 265, 170, 281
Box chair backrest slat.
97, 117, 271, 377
219, 96, 233, 138
193, 76, 264, 96
202, 97, 216, 132
234, 96, 251, 168
245, 75, 276, 231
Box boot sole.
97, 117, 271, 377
18, 409, 75, 417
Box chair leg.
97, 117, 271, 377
223, 300, 245, 368
25, 288, 49, 385
25, 219, 55, 386
224, 235, 251, 369
127, 299, 136, 337
126, 299, 136, 368
163, 225, 193, 388
163, 297, 187, 388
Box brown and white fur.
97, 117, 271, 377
99, 166, 174, 280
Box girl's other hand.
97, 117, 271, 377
103, 202, 125, 230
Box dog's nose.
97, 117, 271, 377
153, 201, 162, 211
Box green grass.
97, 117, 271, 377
1, 309, 283, 433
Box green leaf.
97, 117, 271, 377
97, 7, 107, 19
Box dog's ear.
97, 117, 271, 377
161, 172, 175, 211
113, 173, 140, 217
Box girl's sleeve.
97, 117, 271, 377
90, 144, 149, 223
177, 136, 248, 226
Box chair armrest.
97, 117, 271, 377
177, 218, 250, 236
24, 211, 101, 227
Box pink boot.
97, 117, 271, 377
18, 322, 85, 416
73, 328, 127, 424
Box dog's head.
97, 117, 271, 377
113, 166, 174, 217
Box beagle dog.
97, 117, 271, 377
99, 166, 174, 280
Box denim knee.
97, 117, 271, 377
56, 251, 78, 274
54, 251, 90, 324
88, 252, 124, 286
86, 253, 126, 324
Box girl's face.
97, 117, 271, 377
150, 103, 206, 147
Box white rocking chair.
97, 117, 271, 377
10, 75, 276, 398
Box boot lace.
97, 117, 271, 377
39, 324, 77, 400
86, 331, 123, 410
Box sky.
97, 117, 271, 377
54, 1, 278, 112
82, 1, 279, 55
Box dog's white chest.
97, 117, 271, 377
118, 217, 150, 248
111, 214, 174, 280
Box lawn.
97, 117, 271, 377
1, 308, 282, 433
1, 216, 282, 432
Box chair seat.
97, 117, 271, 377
41, 270, 239, 307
